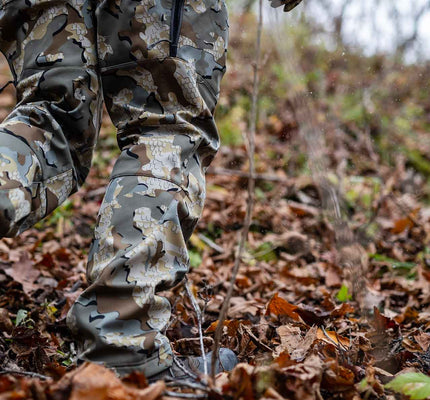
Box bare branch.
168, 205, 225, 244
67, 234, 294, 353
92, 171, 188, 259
164, 390, 207, 399
184, 279, 208, 377
210, 0, 263, 379
0, 369, 52, 380
207, 166, 292, 184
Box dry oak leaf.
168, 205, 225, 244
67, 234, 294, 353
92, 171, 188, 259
276, 325, 318, 361
414, 332, 430, 352
222, 363, 255, 400
265, 293, 300, 321
0, 308, 13, 334
316, 329, 350, 348
4, 252, 39, 295
321, 359, 355, 393
281, 354, 324, 400
205, 319, 251, 336
390, 208, 419, 234
50, 363, 165, 400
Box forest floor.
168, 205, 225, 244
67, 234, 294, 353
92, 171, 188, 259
1, 11, 430, 400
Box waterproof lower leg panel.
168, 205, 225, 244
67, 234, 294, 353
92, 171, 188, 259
67, 0, 229, 377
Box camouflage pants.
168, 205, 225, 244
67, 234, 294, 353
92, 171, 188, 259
0, 0, 228, 377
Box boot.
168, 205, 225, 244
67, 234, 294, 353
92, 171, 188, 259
67, 0, 230, 378
149, 348, 239, 382
0, 0, 102, 237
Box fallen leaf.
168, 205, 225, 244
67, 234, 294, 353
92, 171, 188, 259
50, 363, 165, 400
5, 252, 39, 295
414, 332, 430, 352
385, 372, 430, 400
265, 293, 300, 320
276, 325, 318, 361
317, 328, 350, 348
295, 305, 330, 326
390, 209, 419, 234
0, 308, 13, 333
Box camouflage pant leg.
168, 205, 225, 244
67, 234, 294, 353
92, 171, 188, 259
67, 0, 229, 377
0, 0, 102, 237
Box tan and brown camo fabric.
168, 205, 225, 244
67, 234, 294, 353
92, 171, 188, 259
0, 0, 306, 380
0, 0, 102, 237
0, 0, 228, 377
69, 0, 229, 376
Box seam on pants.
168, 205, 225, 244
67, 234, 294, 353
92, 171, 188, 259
21, 65, 98, 74
0, 0, 14, 10
0, 130, 45, 182
109, 174, 196, 204
104, 348, 162, 370
0, 168, 74, 192
0, 130, 75, 187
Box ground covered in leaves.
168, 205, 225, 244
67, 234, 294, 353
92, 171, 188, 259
1, 9, 430, 400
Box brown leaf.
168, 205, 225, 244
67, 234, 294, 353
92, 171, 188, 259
0, 308, 13, 334
295, 305, 330, 326
262, 387, 288, 400
50, 363, 165, 400
288, 201, 318, 217
276, 325, 318, 362
276, 325, 302, 355
325, 266, 342, 287
265, 293, 300, 320
316, 329, 350, 348
390, 208, 419, 234
321, 359, 355, 392
372, 307, 399, 332
5, 252, 39, 295
414, 332, 430, 352
391, 217, 414, 234
330, 303, 355, 318
281, 355, 324, 398
274, 351, 293, 368
224, 363, 255, 400
394, 306, 419, 324
205, 320, 221, 333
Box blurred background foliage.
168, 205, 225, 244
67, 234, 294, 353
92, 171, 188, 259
217, 0, 430, 209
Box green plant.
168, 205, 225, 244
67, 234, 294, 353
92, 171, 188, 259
385, 372, 430, 400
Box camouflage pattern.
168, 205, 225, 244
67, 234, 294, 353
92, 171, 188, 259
67, 0, 229, 377
0, 0, 102, 237
0, 0, 228, 377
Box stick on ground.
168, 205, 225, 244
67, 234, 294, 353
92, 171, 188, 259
210, 0, 263, 379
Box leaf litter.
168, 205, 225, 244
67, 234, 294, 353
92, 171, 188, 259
0, 9, 430, 400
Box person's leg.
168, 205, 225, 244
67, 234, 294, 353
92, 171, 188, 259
67, 0, 229, 377
0, 0, 102, 237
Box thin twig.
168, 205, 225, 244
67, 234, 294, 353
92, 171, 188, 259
197, 233, 224, 254
210, 0, 263, 379
184, 279, 208, 377
242, 325, 274, 353
0, 369, 52, 380
164, 390, 207, 399
173, 356, 199, 380
207, 167, 291, 184
320, 326, 349, 355
165, 379, 210, 392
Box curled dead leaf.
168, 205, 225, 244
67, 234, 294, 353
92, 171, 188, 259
50, 363, 165, 400
316, 328, 350, 348
265, 293, 300, 321
5, 252, 39, 295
